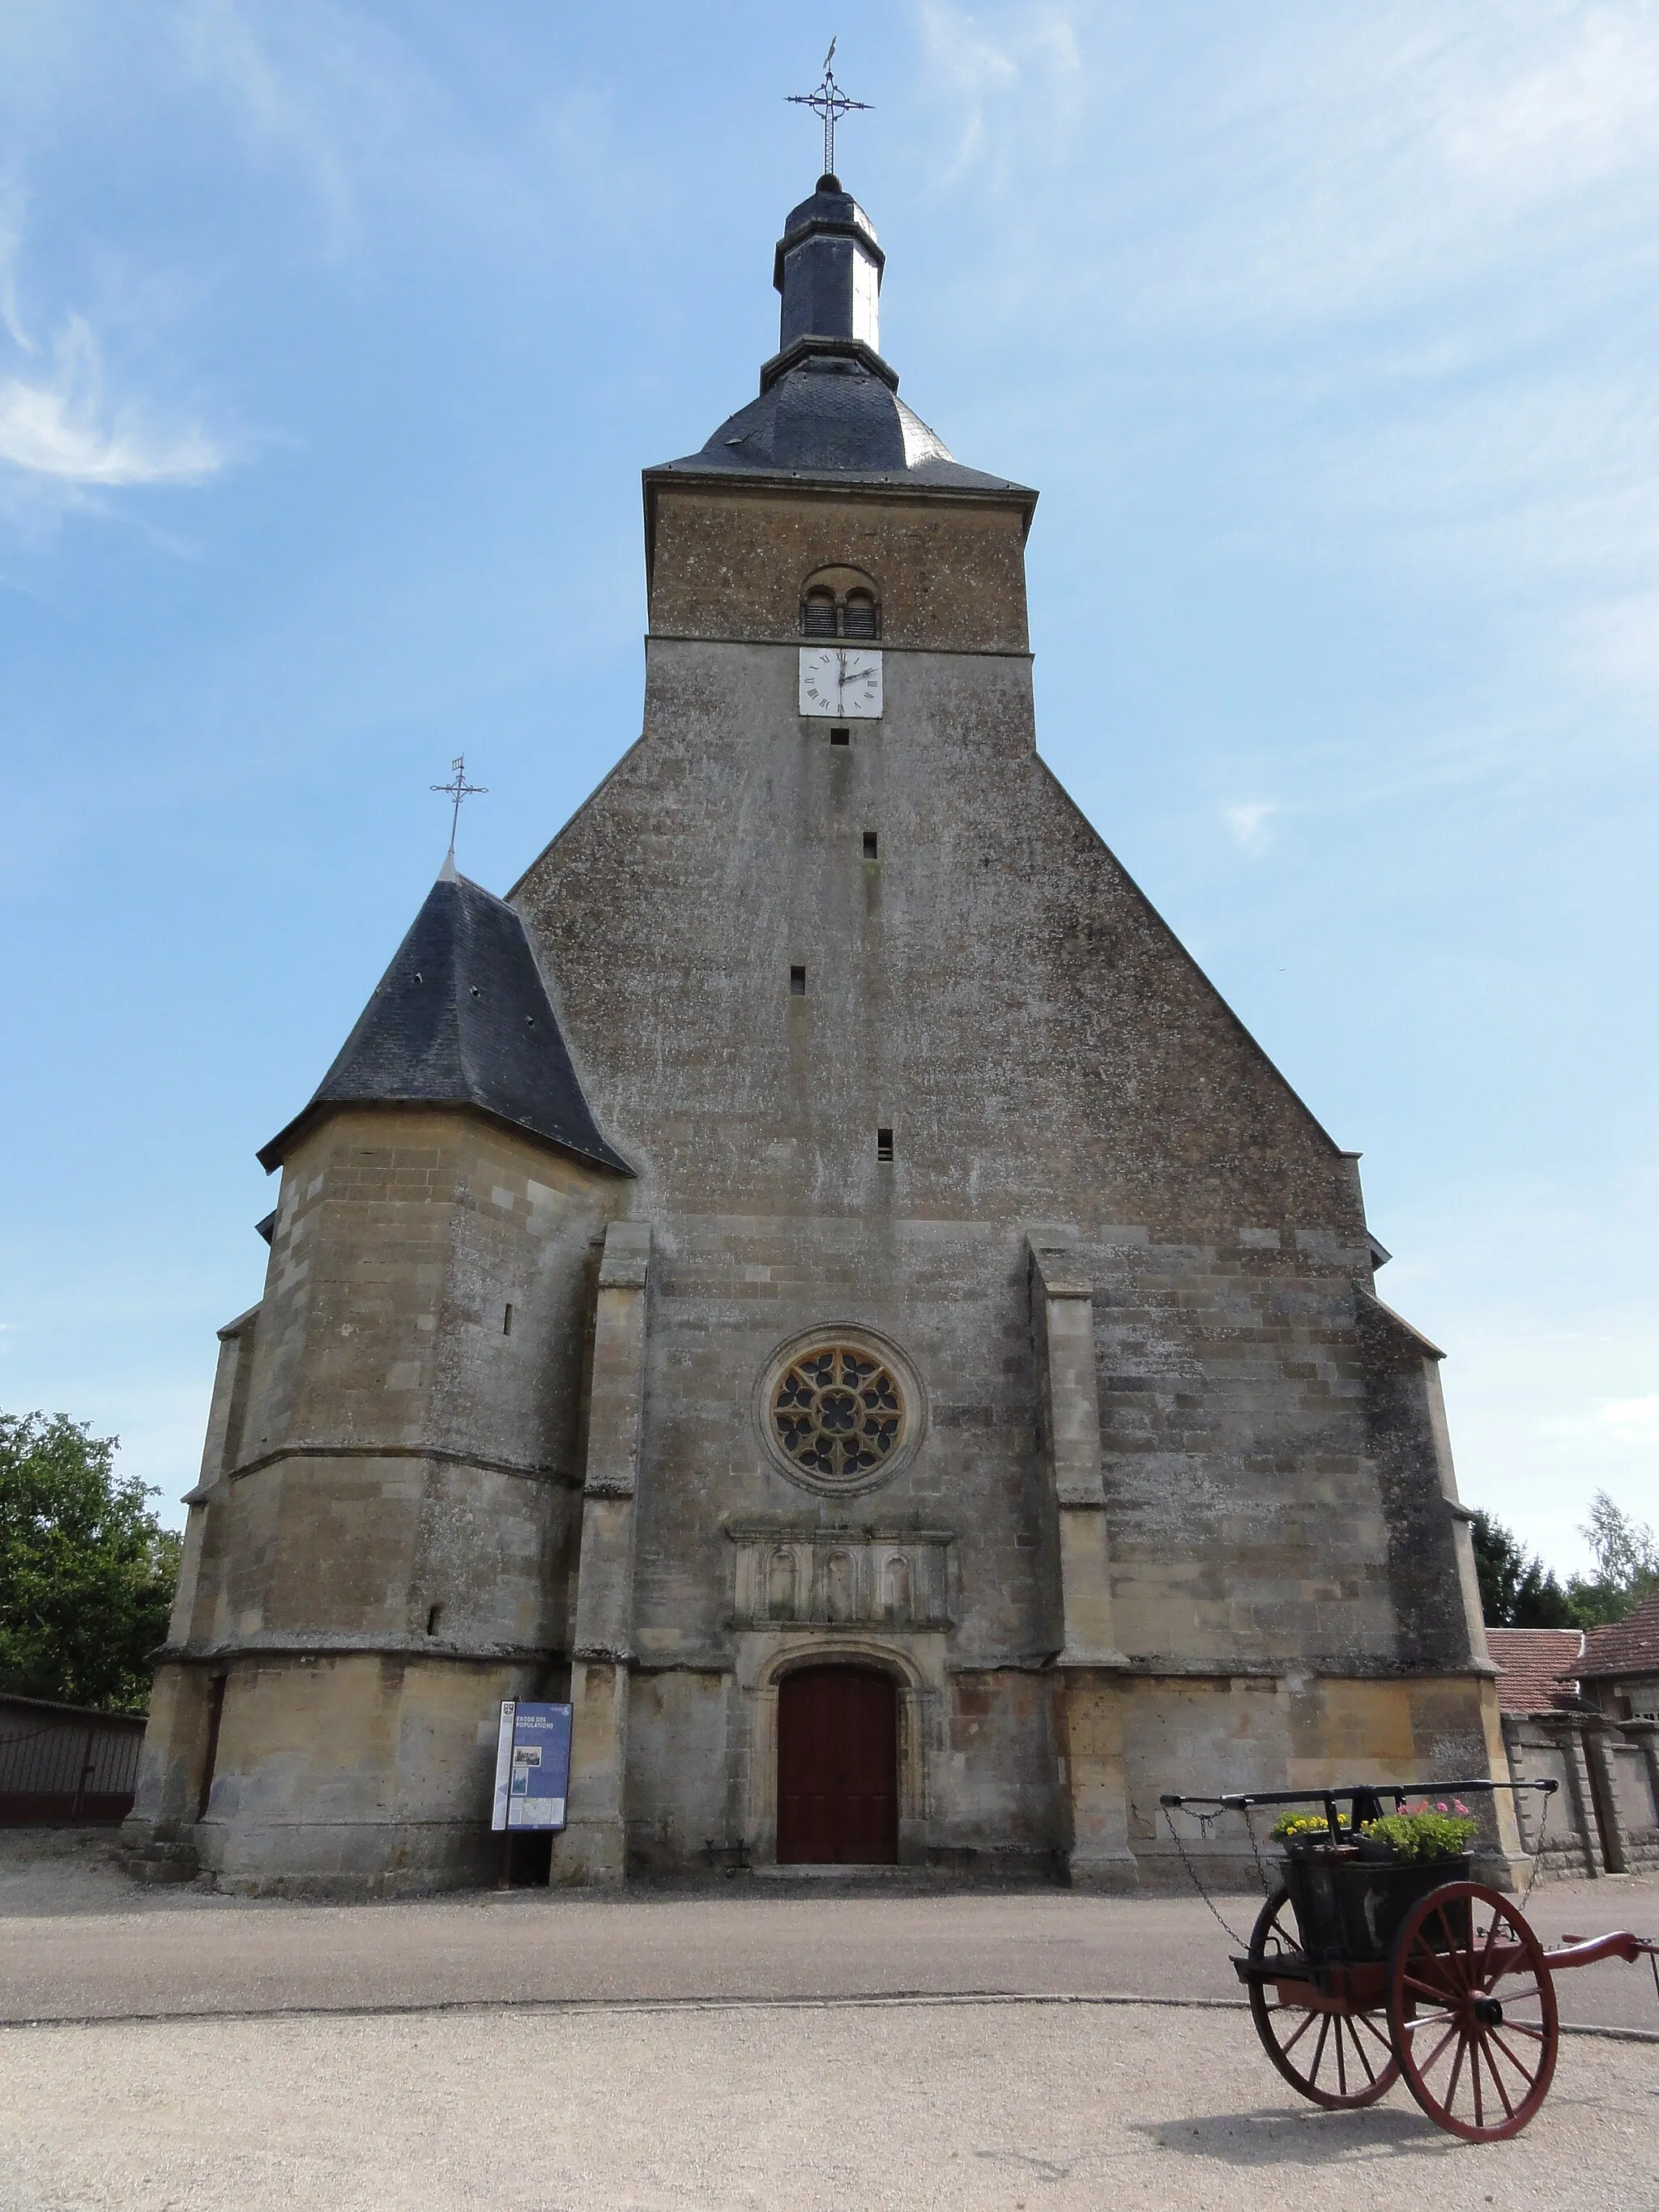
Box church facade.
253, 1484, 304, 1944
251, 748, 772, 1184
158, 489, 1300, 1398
124, 168, 1520, 1894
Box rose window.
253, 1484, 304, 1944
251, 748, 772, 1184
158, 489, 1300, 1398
771, 1346, 904, 1484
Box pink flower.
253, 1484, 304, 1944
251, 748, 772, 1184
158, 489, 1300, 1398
1454, 1799, 1469, 1815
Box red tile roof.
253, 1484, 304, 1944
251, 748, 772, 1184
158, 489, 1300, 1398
1486, 1628, 1584, 1714
1578, 1589, 1659, 1681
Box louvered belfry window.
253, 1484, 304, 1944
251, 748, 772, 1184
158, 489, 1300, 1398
799, 566, 881, 641
842, 591, 878, 639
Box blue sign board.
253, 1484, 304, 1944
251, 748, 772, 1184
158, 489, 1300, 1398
490, 1699, 573, 1832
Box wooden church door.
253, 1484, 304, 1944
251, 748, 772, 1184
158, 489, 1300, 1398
776, 1666, 898, 1865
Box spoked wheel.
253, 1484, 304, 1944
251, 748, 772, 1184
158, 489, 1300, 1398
1387, 1882, 1559, 2141
1247, 1886, 1399, 2108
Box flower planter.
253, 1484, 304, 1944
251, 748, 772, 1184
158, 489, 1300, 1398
1282, 1849, 1473, 1964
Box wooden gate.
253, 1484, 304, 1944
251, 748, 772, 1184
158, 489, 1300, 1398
776, 1665, 898, 1865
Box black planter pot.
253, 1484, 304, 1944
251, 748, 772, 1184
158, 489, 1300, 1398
1282, 1849, 1474, 1964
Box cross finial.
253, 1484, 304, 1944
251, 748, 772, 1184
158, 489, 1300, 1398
430, 754, 487, 871
787, 38, 871, 181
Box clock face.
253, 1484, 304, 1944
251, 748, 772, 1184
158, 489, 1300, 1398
799, 647, 883, 719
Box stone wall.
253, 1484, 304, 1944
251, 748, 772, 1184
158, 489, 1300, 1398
128, 459, 1514, 1894
124, 1106, 621, 1894
646, 483, 1032, 654
1499, 1711, 1659, 1879
506, 477, 1512, 1890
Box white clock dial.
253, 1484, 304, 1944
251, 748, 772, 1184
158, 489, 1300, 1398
799, 647, 883, 720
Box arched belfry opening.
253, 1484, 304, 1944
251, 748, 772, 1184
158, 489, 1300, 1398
800, 565, 881, 640
776, 1664, 898, 1864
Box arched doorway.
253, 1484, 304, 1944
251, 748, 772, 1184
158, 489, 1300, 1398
776, 1665, 898, 1865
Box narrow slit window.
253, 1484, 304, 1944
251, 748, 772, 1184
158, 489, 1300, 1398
502, 1302, 514, 1336
862, 830, 879, 859
426, 1604, 443, 1636
789, 965, 807, 996
876, 1127, 894, 1161
830, 726, 851, 747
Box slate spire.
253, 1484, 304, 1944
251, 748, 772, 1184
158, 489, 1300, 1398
258, 871, 631, 1175
649, 173, 1034, 501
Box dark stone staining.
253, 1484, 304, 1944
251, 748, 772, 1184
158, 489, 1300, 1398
1356, 1293, 1471, 1669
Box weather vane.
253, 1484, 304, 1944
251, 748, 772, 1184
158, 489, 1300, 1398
787, 37, 871, 181
431, 754, 487, 864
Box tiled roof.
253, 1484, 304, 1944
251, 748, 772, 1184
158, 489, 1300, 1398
1486, 1628, 1584, 1714
1578, 1589, 1659, 1681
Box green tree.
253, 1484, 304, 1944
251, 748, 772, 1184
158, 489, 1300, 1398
1469, 1509, 1575, 1628
0, 1411, 180, 1712
1565, 1490, 1659, 1628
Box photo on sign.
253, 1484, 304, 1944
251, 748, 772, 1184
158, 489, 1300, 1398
491, 1700, 574, 1833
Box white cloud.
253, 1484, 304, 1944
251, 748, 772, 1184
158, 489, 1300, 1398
1584, 1397, 1659, 1451
1580, 589, 1659, 693
1443, 10, 1659, 199
1223, 799, 1276, 854
0, 315, 222, 487
0, 180, 30, 353
915, 1, 1089, 185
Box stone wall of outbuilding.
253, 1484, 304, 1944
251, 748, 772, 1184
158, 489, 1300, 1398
1499, 1711, 1659, 1879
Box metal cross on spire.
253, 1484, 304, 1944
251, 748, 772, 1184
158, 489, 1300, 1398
787, 37, 871, 181
431, 755, 487, 868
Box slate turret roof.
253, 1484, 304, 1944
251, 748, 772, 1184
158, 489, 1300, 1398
649, 173, 1033, 501
258, 865, 631, 1176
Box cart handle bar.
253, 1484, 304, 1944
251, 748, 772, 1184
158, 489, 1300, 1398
1160, 1779, 1556, 1813
1159, 1778, 1557, 1842
1554, 1931, 1659, 1971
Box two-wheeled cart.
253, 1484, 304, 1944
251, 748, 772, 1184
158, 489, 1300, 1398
1160, 1778, 1659, 2142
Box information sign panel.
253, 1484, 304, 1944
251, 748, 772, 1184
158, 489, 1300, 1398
490, 1699, 573, 1832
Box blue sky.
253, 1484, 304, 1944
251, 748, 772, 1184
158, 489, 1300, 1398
2, 2, 1655, 1574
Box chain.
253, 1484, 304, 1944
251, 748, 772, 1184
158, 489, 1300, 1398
1241, 1803, 1277, 1899
1160, 1804, 1255, 1950
1519, 1784, 1550, 1912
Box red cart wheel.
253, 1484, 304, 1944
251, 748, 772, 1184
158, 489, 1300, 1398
1387, 1882, 1558, 2141
1247, 1886, 1399, 2108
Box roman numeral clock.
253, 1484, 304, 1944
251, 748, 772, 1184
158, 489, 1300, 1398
800, 647, 883, 718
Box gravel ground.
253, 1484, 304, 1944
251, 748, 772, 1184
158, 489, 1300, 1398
2, 1999, 1656, 2211
0, 1832, 1653, 2209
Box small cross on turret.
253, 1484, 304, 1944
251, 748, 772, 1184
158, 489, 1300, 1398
430, 754, 487, 872
787, 38, 872, 183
